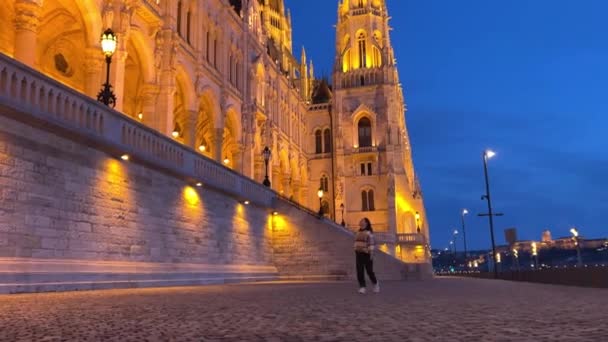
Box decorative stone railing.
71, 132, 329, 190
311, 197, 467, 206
397, 233, 427, 245
350, 7, 383, 17
0, 53, 274, 208
353, 146, 378, 153
337, 67, 386, 89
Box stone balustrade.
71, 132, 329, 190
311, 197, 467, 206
0, 52, 274, 208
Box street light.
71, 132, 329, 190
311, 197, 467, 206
97, 28, 117, 107
262, 146, 271, 187
340, 203, 345, 226
415, 211, 421, 233
531, 242, 539, 268
317, 188, 324, 217
461, 209, 469, 259
570, 228, 583, 267
480, 149, 501, 278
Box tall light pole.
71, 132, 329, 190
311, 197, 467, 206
478, 149, 503, 279
461, 209, 469, 258
262, 146, 271, 187
570, 228, 583, 267
97, 28, 117, 107
317, 188, 324, 217
453, 229, 459, 256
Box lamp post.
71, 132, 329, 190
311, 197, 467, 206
415, 211, 421, 233
531, 242, 539, 269
317, 188, 324, 217
340, 203, 345, 226
262, 146, 271, 187
479, 149, 502, 279
97, 28, 117, 107
461, 209, 469, 258
452, 229, 459, 255
570, 228, 583, 267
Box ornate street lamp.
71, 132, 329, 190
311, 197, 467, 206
317, 188, 324, 217
97, 28, 117, 107
340, 203, 345, 226
262, 146, 271, 187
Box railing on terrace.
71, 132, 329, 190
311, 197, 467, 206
0, 53, 273, 208
397, 233, 427, 245
353, 146, 378, 153
350, 8, 382, 16
338, 68, 386, 89
310, 152, 331, 160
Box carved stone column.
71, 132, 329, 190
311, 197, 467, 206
140, 83, 159, 128
14, 0, 42, 67
182, 111, 198, 149
84, 48, 105, 99
214, 127, 224, 162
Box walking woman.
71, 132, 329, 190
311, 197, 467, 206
354, 217, 379, 294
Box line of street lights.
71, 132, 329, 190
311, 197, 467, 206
451, 150, 587, 276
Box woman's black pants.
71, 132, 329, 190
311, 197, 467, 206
356, 251, 377, 287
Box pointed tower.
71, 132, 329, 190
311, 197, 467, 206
332, 0, 430, 264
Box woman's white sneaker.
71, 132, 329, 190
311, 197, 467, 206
358, 287, 366, 294
373, 281, 380, 293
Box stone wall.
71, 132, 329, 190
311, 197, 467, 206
0, 113, 278, 293
0, 55, 430, 293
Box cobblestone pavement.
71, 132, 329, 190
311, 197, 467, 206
1, 278, 607, 342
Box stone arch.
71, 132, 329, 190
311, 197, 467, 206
253, 60, 265, 105
352, 106, 377, 147
196, 89, 217, 158
360, 185, 376, 212
221, 106, 241, 168
37, 0, 95, 92
122, 29, 154, 119
173, 70, 190, 143
276, 146, 290, 194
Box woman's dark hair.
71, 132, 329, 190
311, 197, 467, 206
362, 217, 373, 232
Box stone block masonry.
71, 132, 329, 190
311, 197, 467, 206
0, 114, 278, 293
0, 54, 429, 293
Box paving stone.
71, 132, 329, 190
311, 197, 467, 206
1, 278, 607, 341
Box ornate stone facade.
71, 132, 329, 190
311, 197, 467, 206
0, 0, 429, 262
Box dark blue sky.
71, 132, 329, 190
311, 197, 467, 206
286, 0, 608, 250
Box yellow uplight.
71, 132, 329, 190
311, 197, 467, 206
183, 187, 200, 206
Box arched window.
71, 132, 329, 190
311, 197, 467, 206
206, 31, 211, 62
358, 33, 367, 68
320, 175, 329, 192
315, 129, 322, 154
358, 0, 364, 8
186, 10, 192, 44
358, 117, 372, 147
177, 1, 183, 37
361, 190, 375, 211
323, 128, 331, 153
213, 38, 218, 68
343, 49, 351, 72
372, 46, 381, 67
